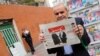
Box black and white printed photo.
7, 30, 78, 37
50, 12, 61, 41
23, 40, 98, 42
39, 18, 80, 49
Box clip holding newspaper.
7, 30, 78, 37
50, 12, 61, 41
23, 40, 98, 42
39, 18, 80, 49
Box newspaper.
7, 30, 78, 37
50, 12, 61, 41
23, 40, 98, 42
39, 18, 80, 49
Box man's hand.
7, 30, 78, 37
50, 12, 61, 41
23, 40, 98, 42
39, 33, 45, 42
73, 24, 84, 38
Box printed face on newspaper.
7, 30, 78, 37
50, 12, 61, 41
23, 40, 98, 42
39, 18, 80, 49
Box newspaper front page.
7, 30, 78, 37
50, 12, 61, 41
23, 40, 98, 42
39, 18, 80, 49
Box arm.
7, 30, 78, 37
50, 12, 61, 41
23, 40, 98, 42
75, 17, 90, 46
81, 27, 90, 46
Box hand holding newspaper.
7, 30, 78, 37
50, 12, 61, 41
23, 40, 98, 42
39, 18, 80, 49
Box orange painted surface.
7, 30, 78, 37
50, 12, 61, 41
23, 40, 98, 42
0, 4, 56, 51
0, 33, 10, 56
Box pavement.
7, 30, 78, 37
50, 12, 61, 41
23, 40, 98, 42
25, 43, 56, 56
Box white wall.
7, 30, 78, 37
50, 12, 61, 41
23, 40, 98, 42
0, 0, 6, 4
45, 0, 68, 7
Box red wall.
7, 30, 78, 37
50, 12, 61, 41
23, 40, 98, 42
0, 4, 56, 51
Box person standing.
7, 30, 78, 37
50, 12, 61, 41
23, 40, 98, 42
52, 33, 61, 45
39, 3, 90, 56
59, 31, 67, 43
22, 28, 35, 55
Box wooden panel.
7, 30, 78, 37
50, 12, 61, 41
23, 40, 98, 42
0, 32, 10, 56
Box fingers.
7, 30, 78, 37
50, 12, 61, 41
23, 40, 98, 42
39, 33, 45, 42
73, 25, 84, 38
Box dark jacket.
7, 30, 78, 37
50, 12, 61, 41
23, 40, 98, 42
52, 33, 61, 45
22, 32, 32, 41
59, 31, 67, 43
47, 17, 90, 56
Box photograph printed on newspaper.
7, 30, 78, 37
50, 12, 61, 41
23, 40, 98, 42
39, 18, 80, 49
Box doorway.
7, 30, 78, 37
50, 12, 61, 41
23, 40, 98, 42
0, 19, 26, 56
